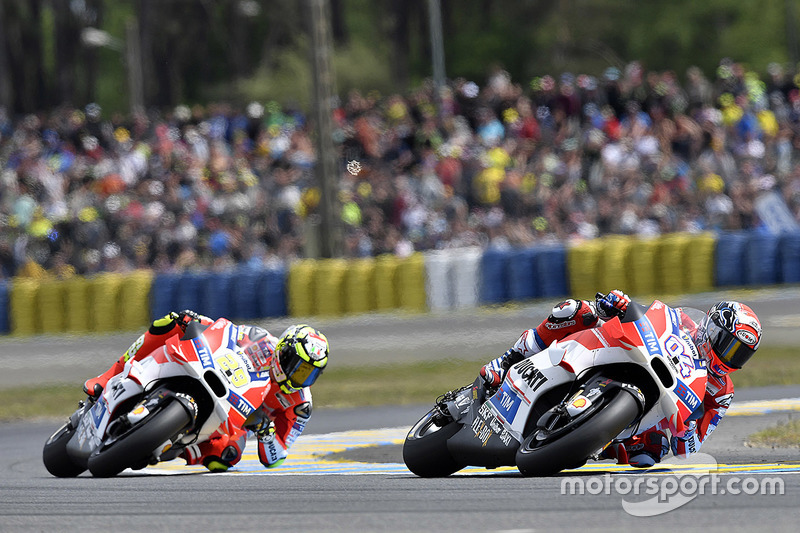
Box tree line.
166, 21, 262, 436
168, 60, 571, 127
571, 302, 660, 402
0, 0, 797, 115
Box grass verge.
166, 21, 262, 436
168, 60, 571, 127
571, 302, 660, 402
747, 419, 800, 448
3, 346, 798, 422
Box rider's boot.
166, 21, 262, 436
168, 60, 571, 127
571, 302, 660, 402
83, 356, 127, 397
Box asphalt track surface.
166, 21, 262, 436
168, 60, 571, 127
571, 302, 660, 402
2, 287, 800, 531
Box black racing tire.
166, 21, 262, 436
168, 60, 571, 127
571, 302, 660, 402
515, 390, 640, 477
87, 400, 192, 478
43, 421, 86, 478
403, 408, 464, 477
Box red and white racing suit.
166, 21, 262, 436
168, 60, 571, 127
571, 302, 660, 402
84, 313, 312, 471
484, 298, 734, 465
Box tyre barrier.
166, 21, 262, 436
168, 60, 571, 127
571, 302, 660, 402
1, 230, 798, 335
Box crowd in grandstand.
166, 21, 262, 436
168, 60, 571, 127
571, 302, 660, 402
2, 58, 800, 278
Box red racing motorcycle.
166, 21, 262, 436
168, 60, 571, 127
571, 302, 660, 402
403, 300, 708, 477
43, 319, 271, 477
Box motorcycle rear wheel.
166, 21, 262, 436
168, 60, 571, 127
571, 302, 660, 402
87, 400, 192, 478
515, 389, 640, 477
403, 408, 464, 477
43, 420, 86, 478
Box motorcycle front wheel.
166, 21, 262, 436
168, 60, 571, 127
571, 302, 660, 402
403, 407, 464, 477
43, 420, 86, 478
87, 400, 192, 478
515, 389, 640, 477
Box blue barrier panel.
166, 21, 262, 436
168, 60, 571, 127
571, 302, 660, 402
480, 248, 510, 304
507, 248, 539, 301
714, 231, 748, 286
203, 271, 234, 320
150, 274, 179, 322
259, 267, 287, 317
780, 233, 800, 283
175, 272, 208, 315
232, 268, 261, 320
0, 280, 9, 334
745, 233, 780, 285
537, 244, 569, 297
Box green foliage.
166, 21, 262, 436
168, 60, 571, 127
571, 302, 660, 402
747, 419, 800, 448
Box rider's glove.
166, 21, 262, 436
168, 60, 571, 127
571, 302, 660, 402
595, 290, 631, 320
671, 421, 702, 457
257, 422, 288, 468
175, 309, 202, 330
479, 349, 524, 389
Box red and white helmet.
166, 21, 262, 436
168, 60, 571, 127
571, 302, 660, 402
695, 301, 761, 376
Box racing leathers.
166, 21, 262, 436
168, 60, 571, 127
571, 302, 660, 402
479, 293, 734, 468
83, 310, 313, 472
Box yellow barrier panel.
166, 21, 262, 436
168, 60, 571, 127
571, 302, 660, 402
567, 241, 603, 300
119, 270, 154, 330
10, 278, 39, 336
659, 234, 690, 295
599, 235, 633, 292
397, 253, 427, 312
685, 233, 716, 293
91, 273, 123, 332
287, 259, 317, 317
374, 254, 399, 310
629, 238, 660, 296
344, 258, 376, 314
65, 277, 91, 333
38, 279, 66, 334
315, 259, 348, 316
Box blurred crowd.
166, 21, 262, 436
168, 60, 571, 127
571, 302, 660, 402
3, 58, 800, 279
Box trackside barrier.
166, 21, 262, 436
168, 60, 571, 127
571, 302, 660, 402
65, 277, 91, 333
566, 240, 603, 300
659, 234, 690, 295
397, 253, 427, 312
599, 235, 633, 293
451, 248, 482, 308
424, 251, 453, 310
288, 260, 316, 317
537, 244, 568, 298
628, 238, 659, 296
374, 255, 399, 310
204, 271, 234, 320
344, 258, 376, 314
9, 278, 38, 336
780, 233, 800, 283
508, 248, 539, 302
685, 233, 715, 293
232, 268, 262, 320
150, 274, 179, 323
746, 233, 780, 285
38, 278, 66, 334
0, 280, 9, 334
92, 273, 123, 332
119, 271, 153, 329
174, 272, 207, 317
480, 247, 510, 304
426, 248, 484, 310
259, 267, 288, 317
715, 231, 748, 286
315, 259, 347, 316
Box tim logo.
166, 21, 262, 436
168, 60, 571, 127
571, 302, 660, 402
673, 380, 700, 410
227, 391, 255, 417
192, 338, 214, 369
635, 318, 662, 357
489, 384, 522, 421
